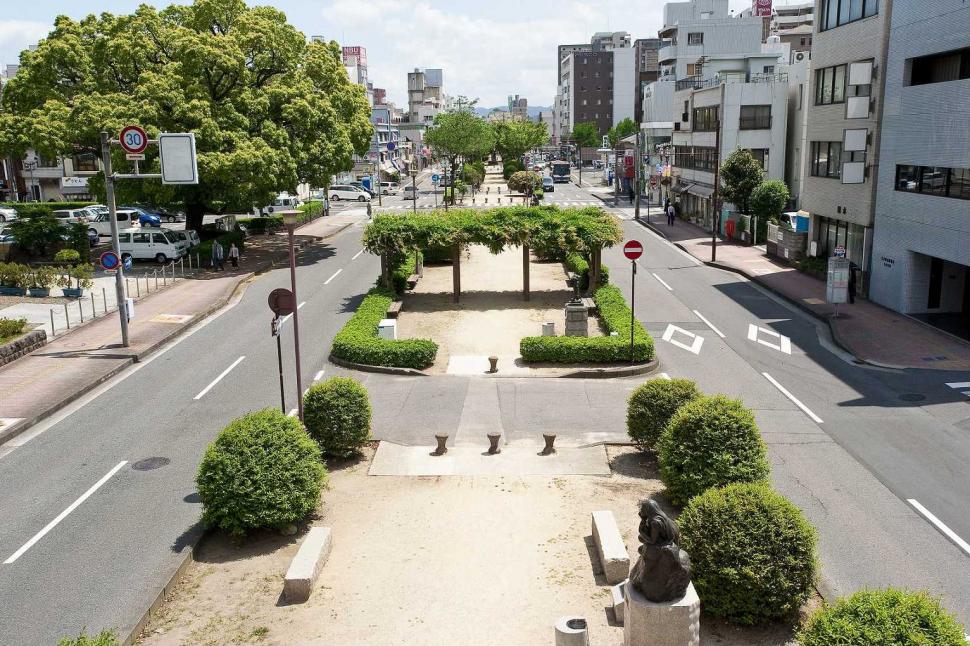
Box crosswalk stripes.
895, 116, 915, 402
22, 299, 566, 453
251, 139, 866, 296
945, 382, 970, 398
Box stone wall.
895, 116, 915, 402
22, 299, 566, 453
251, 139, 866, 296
0, 329, 47, 368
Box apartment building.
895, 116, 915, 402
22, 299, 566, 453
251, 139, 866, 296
868, 0, 970, 336
800, 0, 885, 289
634, 38, 663, 122
407, 68, 445, 125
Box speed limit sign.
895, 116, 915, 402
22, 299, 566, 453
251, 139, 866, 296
119, 125, 148, 155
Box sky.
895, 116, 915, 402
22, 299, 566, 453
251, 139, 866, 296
1, 0, 764, 109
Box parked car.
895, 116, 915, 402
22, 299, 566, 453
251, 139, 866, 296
329, 185, 371, 202
171, 229, 201, 248
119, 206, 161, 227
0, 206, 18, 222
379, 182, 400, 195
117, 228, 186, 264
348, 181, 378, 197
87, 209, 140, 237
51, 208, 92, 223
402, 185, 419, 200
0, 225, 13, 242
135, 204, 185, 223
542, 176, 555, 192
257, 193, 302, 216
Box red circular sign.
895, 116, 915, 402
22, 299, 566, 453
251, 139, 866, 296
623, 240, 643, 260
119, 125, 148, 154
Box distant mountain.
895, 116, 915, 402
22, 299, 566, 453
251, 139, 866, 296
474, 105, 552, 118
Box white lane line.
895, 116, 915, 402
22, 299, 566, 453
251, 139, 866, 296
945, 382, 970, 389
4, 461, 128, 564
762, 372, 823, 424
748, 324, 792, 354
661, 324, 704, 355
651, 273, 673, 291
324, 268, 343, 285
287, 408, 298, 418
352, 249, 364, 260
692, 310, 726, 338
314, 370, 325, 381
279, 302, 306, 326
907, 499, 970, 557
194, 356, 245, 400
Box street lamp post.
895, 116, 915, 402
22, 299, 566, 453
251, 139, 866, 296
280, 210, 305, 422
23, 158, 38, 202
410, 169, 418, 214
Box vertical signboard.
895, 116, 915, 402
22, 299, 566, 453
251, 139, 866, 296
826, 257, 850, 304
753, 0, 772, 17
159, 133, 199, 185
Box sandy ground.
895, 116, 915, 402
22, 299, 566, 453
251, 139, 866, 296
396, 246, 602, 372
138, 446, 806, 646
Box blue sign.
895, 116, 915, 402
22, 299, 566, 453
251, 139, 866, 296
123, 255, 133, 271
431, 174, 440, 183
386, 141, 396, 151
99, 251, 119, 270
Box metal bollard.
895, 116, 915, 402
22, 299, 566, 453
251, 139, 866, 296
136, 275, 141, 297
154, 270, 158, 290
541, 434, 557, 455
50, 309, 56, 337
162, 265, 167, 286
102, 287, 108, 313
78, 298, 84, 323
487, 433, 502, 455
432, 434, 448, 456
64, 302, 70, 329
91, 292, 96, 315
180, 258, 185, 277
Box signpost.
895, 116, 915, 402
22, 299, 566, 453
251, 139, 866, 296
268, 288, 296, 414
118, 125, 148, 155
99, 251, 120, 271
623, 240, 644, 364
833, 244, 846, 258
826, 256, 850, 318
431, 173, 440, 208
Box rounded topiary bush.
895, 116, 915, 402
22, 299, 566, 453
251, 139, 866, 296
657, 394, 769, 505
799, 589, 967, 646
679, 482, 817, 625
303, 377, 372, 458
196, 408, 326, 536
627, 378, 701, 450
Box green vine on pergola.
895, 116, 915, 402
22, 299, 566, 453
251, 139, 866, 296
362, 205, 623, 302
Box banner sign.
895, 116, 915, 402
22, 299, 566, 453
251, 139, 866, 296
753, 0, 772, 17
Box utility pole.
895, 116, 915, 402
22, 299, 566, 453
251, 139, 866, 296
100, 131, 131, 347
634, 131, 641, 220
711, 116, 721, 263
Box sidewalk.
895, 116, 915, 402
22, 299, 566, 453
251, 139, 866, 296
641, 216, 970, 370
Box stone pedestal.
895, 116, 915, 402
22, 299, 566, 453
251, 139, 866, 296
623, 581, 700, 646
564, 302, 588, 337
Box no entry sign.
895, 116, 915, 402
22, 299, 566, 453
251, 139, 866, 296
623, 240, 643, 260
119, 125, 148, 155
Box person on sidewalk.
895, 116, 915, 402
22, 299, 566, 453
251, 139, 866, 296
228, 242, 239, 269
666, 202, 676, 226
211, 239, 225, 271
848, 263, 857, 304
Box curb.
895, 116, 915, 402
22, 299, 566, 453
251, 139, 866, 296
560, 357, 660, 378
329, 354, 660, 379
328, 354, 430, 377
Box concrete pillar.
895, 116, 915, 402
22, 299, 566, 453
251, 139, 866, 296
380, 253, 390, 290
523, 244, 530, 301
452, 244, 461, 303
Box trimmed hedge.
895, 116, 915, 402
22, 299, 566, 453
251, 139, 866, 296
238, 216, 284, 234
798, 589, 967, 646
564, 252, 609, 290
627, 378, 701, 450
330, 288, 438, 369
391, 250, 422, 294
196, 409, 327, 537
303, 377, 372, 458
519, 284, 655, 363
657, 395, 770, 505
680, 482, 818, 625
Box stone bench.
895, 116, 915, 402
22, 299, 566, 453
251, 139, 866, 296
591, 510, 629, 584
581, 297, 596, 313
386, 301, 403, 318
406, 274, 420, 290
282, 526, 332, 603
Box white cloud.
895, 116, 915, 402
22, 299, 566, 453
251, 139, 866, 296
0, 20, 52, 68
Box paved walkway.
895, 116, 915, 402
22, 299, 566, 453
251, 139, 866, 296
643, 215, 970, 370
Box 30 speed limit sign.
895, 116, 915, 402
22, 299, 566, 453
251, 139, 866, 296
119, 125, 149, 155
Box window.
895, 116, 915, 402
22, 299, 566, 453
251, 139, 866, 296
686, 63, 700, 76
748, 149, 768, 169
895, 164, 918, 191
674, 146, 718, 172
739, 105, 771, 129
920, 167, 948, 197
811, 141, 842, 179
909, 47, 970, 86
895, 165, 970, 200
132, 232, 150, 244
819, 0, 877, 30
152, 233, 168, 244
119, 233, 130, 243
687, 32, 703, 45
815, 64, 847, 104
763, 65, 775, 74
692, 106, 719, 131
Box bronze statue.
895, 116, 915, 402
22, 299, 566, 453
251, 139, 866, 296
629, 499, 691, 602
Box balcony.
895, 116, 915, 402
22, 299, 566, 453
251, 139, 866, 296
658, 44, 677, 64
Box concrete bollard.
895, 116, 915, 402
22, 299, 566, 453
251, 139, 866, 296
554, 616, 589, 646
432, 434, 448, 456
487, 433, 502, 455
282, 526, 333, 603
488, 355, 498, 373
541, 434, 557, 455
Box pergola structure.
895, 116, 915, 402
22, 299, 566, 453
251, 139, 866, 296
361, 206, 623, 302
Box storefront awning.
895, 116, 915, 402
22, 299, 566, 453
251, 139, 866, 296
687, 184, 715, 198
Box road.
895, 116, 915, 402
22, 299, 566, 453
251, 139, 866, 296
0, 179, 968, 644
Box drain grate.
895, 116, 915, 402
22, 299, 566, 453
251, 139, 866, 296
131, 457, 171, 471
898, 393, 926, 402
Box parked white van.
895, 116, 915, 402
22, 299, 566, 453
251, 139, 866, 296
51, 208, 91, 223
87, 209, 139, 237
257, 193, 301, 216
118, 228, 186, 263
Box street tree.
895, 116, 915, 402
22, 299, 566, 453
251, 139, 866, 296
0, 0, 373, 232
507, 170, 542, 196
750, 179, 791, 224
425, 111, 494, 205
607, 118, 638, 148
568, 122, 600, 149
492, 120, 548, 164
719, 149, 765, 214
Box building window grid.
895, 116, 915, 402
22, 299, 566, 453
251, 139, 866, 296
895, 164, 970, 200
687, 32, 704, 45
692, 106, 719, 131
739, 105, 772, 130
814, 64, 847, 105
819, 0, 878, 31
674, 145, 718, 172
908, 47, 970, 86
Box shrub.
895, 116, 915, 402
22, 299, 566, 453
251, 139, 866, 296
502, 159, 524, 179
627, 378, 701, 450
657, 395, 769, 505
519, 284, 655, 363
330, 288, 438, 369
196, 409, 326, 536
508, 171, 542, 194
0, 262, 30, 288
422, 245, 451, 263
54, 249, 82, 265
679, 483, 817, 625
1, 201, 94, 218
304, 377, 372, 457
798, 589, 966, 646
391, 250, 421, 294
564, 252, 609, 290
237, 216, 284, 234
9, 214, 64, 256
0, 317, 27, 339
57, 629, 119, 646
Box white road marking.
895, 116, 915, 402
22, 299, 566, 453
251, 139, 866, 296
762, 372, 823, 423
4, 461, 128, 564
945, 382, 970, 389
907, 499, 970, 557
652, 273, 673, 291
314, 370, 325, 381
278, 301, 306, 326
194, 356, 245, 400
324, 268, 343, 284
661, 324, 704, 355
747, 324, 792, 354
692, 310, 725, 338
352, 249, 364, 260
287, 408, 298, 417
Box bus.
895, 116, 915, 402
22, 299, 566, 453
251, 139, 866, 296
551, 161, 571, 183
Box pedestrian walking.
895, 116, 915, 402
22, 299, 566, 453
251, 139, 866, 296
228, 242, 239, 269
211, 239, 225, 271
666, 202, 676, 226
628, 184, 636, 203
848, 263, 857, 304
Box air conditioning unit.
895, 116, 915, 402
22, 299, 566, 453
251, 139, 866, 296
793, 51, 807, 63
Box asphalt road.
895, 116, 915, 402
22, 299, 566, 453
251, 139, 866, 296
0, 180, 968, 644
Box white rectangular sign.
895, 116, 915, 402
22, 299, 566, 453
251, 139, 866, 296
159, 133, 199, 185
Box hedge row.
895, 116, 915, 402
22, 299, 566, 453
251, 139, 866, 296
1, 202, 95, 218
564, 252, 609, 290
519, 284, 654, 363
391, 251, 421, 294
330, 288, 437, 369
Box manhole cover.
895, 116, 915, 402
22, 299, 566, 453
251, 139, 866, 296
131, 457, 171, 471
898, 393, 926, 402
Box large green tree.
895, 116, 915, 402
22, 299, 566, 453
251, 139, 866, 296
0, 0, 372, 231
425, 111, 494, 206
607, 117, 638, 148
491, 119, 548, 163
719, 149, 765, 214
568, 122, 600, 148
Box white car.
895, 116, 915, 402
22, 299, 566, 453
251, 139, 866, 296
117, 227, 186, 264
87, 209, 140, 237
402, 185, 419, 200
51, 208, 91, 223
0, 206, 17, 222
329, 185, 371, 202
380, 182, 400, 195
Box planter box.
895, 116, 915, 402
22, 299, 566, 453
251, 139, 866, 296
0, 286, 27, 296
28, 288, 51, 298
0, 329, 47, 368
61, 287, 83, 298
